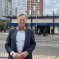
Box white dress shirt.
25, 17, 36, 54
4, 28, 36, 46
16, 27, 25, 54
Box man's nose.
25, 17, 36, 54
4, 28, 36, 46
21, 20, 23, 22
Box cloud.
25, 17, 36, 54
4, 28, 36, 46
43, 0, 59, 14
56, 8, 59, 14
57, 0, 59, 3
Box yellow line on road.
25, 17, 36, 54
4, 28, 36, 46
0, 52, 8, 55
0, 52, 59, 58
32, 54, 59, 58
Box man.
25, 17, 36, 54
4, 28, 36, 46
5, 14, 36, 59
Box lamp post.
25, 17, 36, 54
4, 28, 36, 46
35, 0, 37, 34
4, 19, 6, 32
53, 11, 54, 34
10, 9, 12, 28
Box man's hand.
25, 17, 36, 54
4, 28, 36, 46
12, 52, 19, 59
19, 51, 28, 59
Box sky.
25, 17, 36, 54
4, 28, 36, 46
18, 0, 59, 15
43, 0, 59, 15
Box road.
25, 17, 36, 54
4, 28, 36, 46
0, 33, 59, 58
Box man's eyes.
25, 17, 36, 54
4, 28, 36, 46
19, 20, 25, 21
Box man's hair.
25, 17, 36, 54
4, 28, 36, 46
17, 14, 27, 19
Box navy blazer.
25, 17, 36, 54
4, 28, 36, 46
5, 27, 36, 59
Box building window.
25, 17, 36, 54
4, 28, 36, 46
29, 9, 31, 15
33, 5, 35, 11
38, 10, 40, 15
38, 0, 40, 2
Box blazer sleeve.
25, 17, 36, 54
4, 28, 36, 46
26, 30, 36, 54
5, 29, 13, 55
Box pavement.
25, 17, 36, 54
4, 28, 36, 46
0, 54, 59, 59
34, 34, 59, 39
0, 32, 59, 59
0, 32, 59, 39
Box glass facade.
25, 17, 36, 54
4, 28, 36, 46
33, 5, 35, 11
2, 0, 12, 16
38, 10, 40, 15
29, 9, 31, 15
0, 0, 2, 19
38, 0, 40, 2
0, 0, 27, 20
12, 0, 27, 16
27, 0, 43, 15
1, 0, 12, 20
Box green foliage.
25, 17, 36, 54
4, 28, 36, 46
0, 20, 10, 28
6, 20, 10, 28
0, 21, 5, 27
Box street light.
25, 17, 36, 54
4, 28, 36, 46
35, 0, 37, 34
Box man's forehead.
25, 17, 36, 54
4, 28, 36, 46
18, 15, 26, 18
18, 14, 25, 17
20, 15, 26, 17
18, 16, 26, 20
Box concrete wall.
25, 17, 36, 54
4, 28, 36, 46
50, 25, 59, 34
12, 18, 53, 23
12, 18, 59, 34
12, 19, 17, 23
55, 18, 59, 23
26, 19, 31, 23
54, 25, 58, 34
12, 19, 31, 23
50, 25, 53, 34
32, 18, 53, 23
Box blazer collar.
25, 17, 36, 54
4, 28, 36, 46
16, 26, 25, 31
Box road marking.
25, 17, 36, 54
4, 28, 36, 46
32, 54, 59, 58
0, 52, 8, 55
0, 52, 59, 59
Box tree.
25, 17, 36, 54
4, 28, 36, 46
0, 21, 5, 28
0, 20, 10, 28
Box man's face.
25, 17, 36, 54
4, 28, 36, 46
17, 15, 26, 27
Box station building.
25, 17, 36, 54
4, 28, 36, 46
6, 14, 59, 34
2, 0, 59, 34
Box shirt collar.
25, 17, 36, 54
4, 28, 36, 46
16, 26, 25, 30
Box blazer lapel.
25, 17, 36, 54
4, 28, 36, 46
23, 27, 28, 51
14, 28, 17, 51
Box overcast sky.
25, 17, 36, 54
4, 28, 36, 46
19, 0, 59, 15
43, 0, 59, 15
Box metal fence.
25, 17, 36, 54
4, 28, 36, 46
32, 45, 59, 59
0, 42, 59, 59
0, 44, 8, 59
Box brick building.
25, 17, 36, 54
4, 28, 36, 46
27, 0, 43, 15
